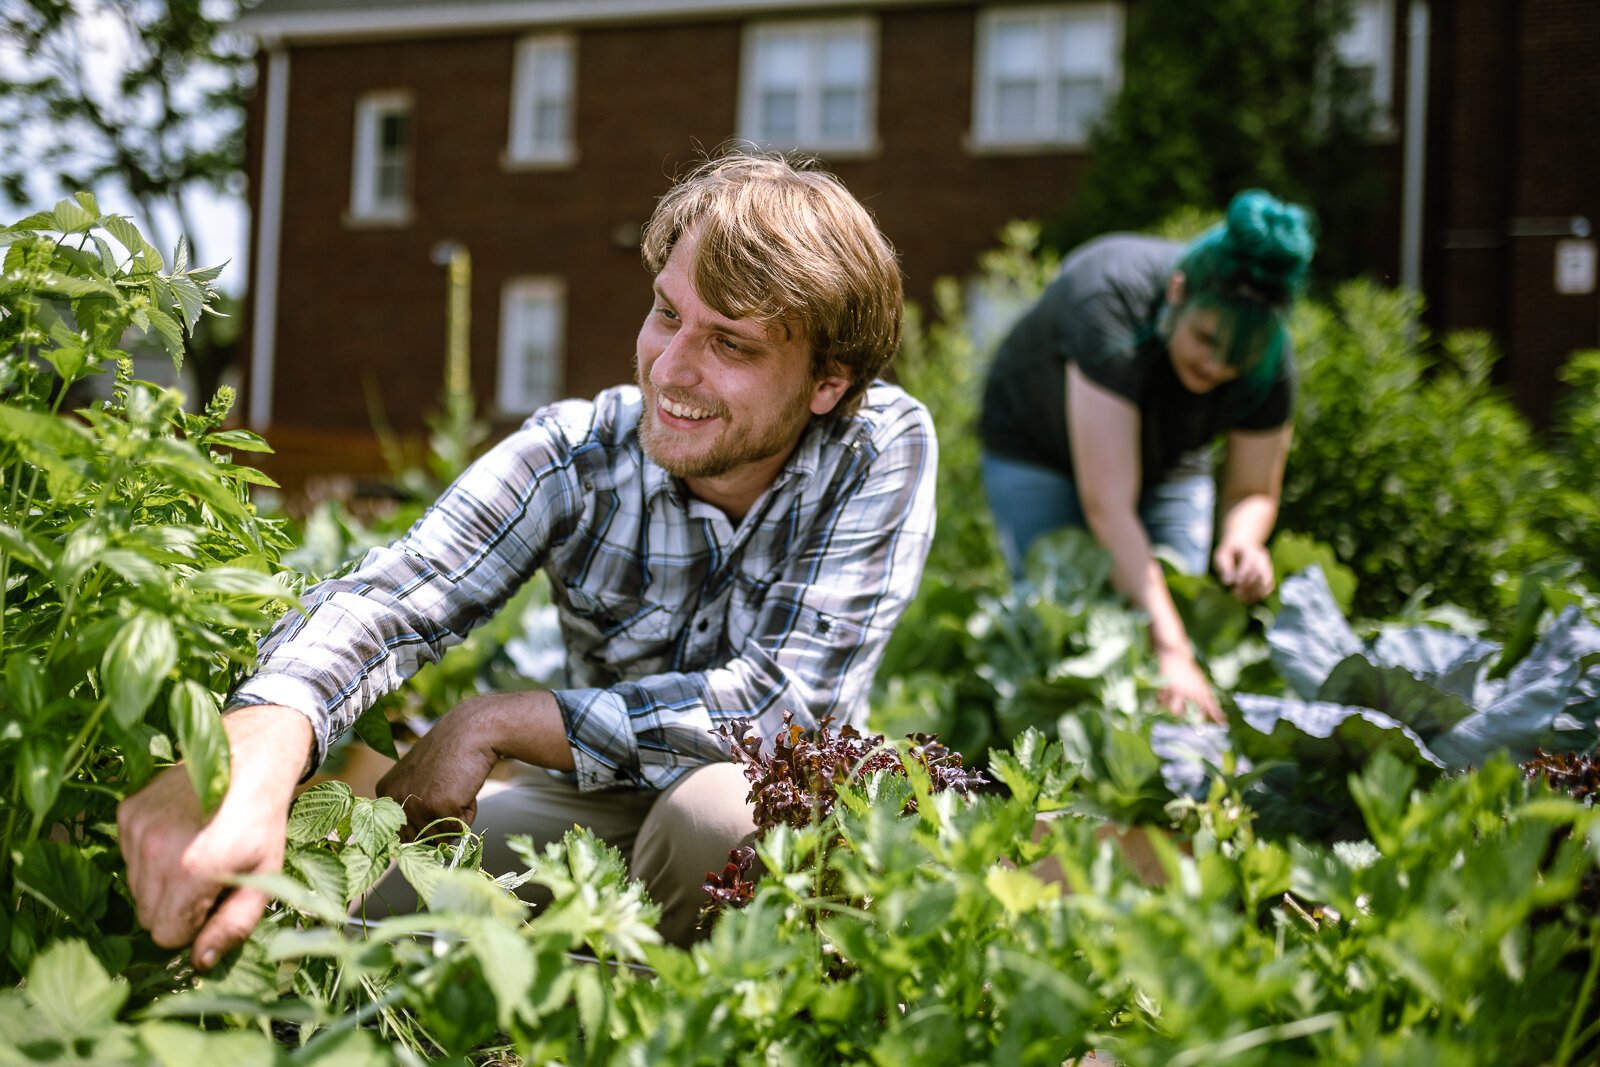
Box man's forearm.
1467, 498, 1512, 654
473, 689, 576, 772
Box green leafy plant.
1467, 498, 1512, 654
0, 196, 297, 986
1155, 566, 1600, 838
1280, 283, 1564, 623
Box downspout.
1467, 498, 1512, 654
248, 43, 290, 429
1399, 1, 1430, 294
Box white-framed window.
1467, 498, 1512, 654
1335, 0, 1395, 126
971, 4, 1122, 150
507, 34, 576, 166
349, 90, 412, 223
498, 277, 565, 415
738, 18, 876, 154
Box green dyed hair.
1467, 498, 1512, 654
1174, 189, 1316, 381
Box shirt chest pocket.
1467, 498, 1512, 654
561, 585, 678, 646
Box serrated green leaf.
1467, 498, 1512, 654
170, 680, 230, 813
51, 198, 96, 234
104, 215, 163, 271
167, 274, 205, 334
24, 938, 127, 1032
71, 190, 100, 217
396, 844, 447, 908
287, 781, 355, 846
985, 865, 1060, 916
144, 305, 186, 366
102, 612, 177, 728
341, 843, 391, 905
464, 918, 536, 1030
233, 872, 348, 925
288, 847, 349, 907
349, 796, 406, 856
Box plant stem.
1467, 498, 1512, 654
1556, 917, 1600, 1066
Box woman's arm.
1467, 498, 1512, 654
1214, 425, 1292, 603
1066, 364, 1221, 722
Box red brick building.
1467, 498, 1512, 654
233, 0, 1598, 491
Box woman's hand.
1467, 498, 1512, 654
1214, 539, 1275, 603
1156, 648, 1223, 723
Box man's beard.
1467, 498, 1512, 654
636, 369, 816, 480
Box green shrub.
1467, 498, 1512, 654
1279, 282, 1560, 623
0, 197, 297, 985
1540, 350, 1600, 579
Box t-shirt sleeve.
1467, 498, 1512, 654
1233, 348, 1298, 431
1058, 290, 1146, 402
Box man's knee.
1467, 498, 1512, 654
632, 761, 758, 946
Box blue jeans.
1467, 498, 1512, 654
981, 452, 1215, 578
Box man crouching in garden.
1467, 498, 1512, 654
118, 152, 937, 966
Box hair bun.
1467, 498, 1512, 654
1222, 189, 1316, 279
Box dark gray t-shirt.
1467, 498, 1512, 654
979, 234, 1295, 490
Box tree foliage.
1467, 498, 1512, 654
0, 0, 253, 399
1050, 0, 1384, 281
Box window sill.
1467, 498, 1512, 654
343, 207, 413, 229
738, 136, 881, 161
963, 133, 1091, 157
500, 148, 579, 172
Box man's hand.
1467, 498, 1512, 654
1156, 648, 1223, 724
377, 691, 575, 840
1214, 539, 1275, 604
117, 704, 312, 970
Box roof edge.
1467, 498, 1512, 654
237, 0, 967, 44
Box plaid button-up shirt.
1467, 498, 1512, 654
233, 382, 937, 792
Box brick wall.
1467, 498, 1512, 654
243, 4, 1093, 448
1504, 0, 1600, 423
1428, 0, 1599, 423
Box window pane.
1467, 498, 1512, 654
1338, 3, 1382, 64
1056, 79, 1105, 141
990, 21, 1043, 79
379, 112, 408, 152
1057, 14, 1113, 74
996, 80, 1037, 134
760, 89, 800, 137
820, 30, 867, 85
535, 45, 570, 95
820, 86, 860, 138
533, 101, 567, 146
756, 34, 806, 88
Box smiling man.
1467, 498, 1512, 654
117, 153, 936, 961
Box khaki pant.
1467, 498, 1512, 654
363, 761, 757, 947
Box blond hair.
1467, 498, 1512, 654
641, 152, 903, 420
